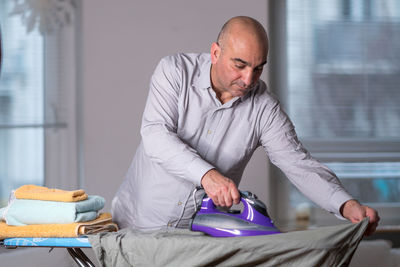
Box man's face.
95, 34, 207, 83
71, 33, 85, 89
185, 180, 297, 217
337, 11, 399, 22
210, 35, 267, 101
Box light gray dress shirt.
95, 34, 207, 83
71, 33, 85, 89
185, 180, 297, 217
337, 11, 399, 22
111, 53, 353, 230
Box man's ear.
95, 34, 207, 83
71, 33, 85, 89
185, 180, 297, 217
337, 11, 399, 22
210, 42, 221, 64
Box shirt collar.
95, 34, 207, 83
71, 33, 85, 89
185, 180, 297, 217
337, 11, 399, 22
192, 54, 212, 90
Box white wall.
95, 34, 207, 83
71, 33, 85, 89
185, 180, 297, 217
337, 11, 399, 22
81, 0, 270, 211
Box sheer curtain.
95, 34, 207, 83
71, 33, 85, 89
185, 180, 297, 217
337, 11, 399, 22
0, 0, 79, 207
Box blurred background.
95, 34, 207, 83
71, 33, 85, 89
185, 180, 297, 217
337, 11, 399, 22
0, 0, 399, 266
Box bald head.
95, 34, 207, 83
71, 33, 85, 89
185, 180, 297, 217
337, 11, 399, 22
210, 16, 269, 104
216, 16, 268, 52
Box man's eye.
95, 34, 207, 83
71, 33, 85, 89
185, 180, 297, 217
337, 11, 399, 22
235, 65, 245, 69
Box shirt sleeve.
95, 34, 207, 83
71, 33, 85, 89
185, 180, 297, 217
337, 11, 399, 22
259, 99, 353, 217
140, 55, 214, 185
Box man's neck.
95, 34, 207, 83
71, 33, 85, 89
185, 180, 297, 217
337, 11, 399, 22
215, 90, 234, 104
210, 66, 234, 104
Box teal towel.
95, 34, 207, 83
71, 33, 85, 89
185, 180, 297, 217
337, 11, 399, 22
1, 195, 105, 226
0, 207, 5, 220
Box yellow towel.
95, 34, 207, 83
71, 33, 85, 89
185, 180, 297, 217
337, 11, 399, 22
14, 184, 88, 202
0, 213, 118, 239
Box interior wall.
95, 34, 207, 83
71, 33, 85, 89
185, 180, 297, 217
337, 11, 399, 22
0, 2, 270, 267
81, 0, 270, 211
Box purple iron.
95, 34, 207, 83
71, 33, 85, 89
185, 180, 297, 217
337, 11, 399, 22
190, 191, 281, 237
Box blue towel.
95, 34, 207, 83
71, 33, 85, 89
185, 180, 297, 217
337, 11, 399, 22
0, 195, 105, 226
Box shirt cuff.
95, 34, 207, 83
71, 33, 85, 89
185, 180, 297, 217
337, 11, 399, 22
185, 157, 215, 186
330, 190, 354, 220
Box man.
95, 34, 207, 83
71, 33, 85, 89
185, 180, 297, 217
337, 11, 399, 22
112, 16, 379, 235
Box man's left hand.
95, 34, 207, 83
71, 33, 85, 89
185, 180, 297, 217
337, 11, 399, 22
341, 199, 380, 236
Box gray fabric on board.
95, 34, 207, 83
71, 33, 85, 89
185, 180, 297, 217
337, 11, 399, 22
89, 218, 368, 267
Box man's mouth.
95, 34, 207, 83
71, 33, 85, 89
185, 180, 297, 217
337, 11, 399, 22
235, 83, 247, 90
237, 84, 254, 92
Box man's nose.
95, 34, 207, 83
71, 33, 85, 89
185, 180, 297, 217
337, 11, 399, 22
242, 69, 254, 87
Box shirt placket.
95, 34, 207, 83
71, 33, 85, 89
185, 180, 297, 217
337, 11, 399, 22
203, 107, 223, 158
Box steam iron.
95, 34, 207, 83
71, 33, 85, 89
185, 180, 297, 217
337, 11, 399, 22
190, 191, 280, 237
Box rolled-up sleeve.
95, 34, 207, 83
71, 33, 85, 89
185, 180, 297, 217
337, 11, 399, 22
141, 56, 214, 185
260, 100, 353, 217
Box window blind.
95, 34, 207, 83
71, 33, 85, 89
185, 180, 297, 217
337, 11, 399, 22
287, 0, 400, 141
283, 0, 400, 207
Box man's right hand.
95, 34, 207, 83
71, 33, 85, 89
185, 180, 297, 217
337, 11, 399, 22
201, 169, 240, 207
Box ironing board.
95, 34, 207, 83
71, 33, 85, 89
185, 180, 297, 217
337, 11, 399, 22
0, 237, 95, 267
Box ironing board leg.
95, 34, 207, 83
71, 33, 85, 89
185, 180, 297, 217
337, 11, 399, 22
67, 248, 95, 267
74, 248, 96, 267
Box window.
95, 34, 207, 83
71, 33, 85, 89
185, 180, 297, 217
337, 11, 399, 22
0, 1, 79, 207
269, 0, 400, 227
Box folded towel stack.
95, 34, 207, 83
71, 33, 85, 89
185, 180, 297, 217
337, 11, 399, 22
0, 212, 118, 238
0, 185, 118, 238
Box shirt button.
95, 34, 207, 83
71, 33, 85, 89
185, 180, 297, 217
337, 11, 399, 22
168, 223, 172, 227
207, 130, 212, 134
178, 201, 182, 206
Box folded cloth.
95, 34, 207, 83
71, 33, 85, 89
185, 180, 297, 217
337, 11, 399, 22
0, 213, 118, 239
14, 184, 88, 202
0, 207, 6, 219
1, 195, 105, 226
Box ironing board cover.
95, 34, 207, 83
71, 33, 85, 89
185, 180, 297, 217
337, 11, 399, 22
3, 237, 91, 248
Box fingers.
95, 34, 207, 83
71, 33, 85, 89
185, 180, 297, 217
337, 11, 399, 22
341, 200, 381, 236
364, 220, 379, 236
366, 206, 380, 224
201, 169, 240, 208
212, 180, 238, 207
223, 185, 241, 207
231, 188, 241, 205
364, 206, 380, 236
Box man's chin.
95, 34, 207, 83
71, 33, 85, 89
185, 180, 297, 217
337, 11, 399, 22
235, 88, 250, 97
